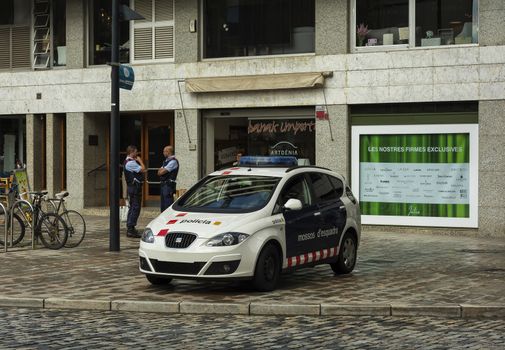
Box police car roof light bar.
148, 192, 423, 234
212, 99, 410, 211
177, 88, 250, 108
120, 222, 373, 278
238, 156, 298, 167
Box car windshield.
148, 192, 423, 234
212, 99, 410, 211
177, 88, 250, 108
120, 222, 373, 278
176, 175, 281, 213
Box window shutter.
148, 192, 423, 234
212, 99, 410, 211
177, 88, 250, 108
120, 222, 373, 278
134, 27, 153, 61
134, 0, 152, 22
11, 26, 31, 69
132, 0, 174, 62
155, 26, 173, 59
155, 0, 173, 21
0, 28, 10, 69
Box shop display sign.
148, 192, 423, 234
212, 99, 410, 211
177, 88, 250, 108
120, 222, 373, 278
269, 141, 299, 157
351, 124, 478, 228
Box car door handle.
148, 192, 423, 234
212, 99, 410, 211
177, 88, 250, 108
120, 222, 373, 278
338, 205, 346, 211
314, 212, 321, 216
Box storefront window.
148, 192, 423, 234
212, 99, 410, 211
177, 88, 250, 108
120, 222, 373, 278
203, 111, 316, 173
355, 0, 409, 47
416, 0, 477, 46
0, 116, 25, 175
353, 0, 478, 50
203, 0, 315, 59
89, 0, 130, 65
53, 0, 67, 66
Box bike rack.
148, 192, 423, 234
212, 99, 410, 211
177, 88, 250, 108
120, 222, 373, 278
0, 202, 7, 253
10, 199, 35, 250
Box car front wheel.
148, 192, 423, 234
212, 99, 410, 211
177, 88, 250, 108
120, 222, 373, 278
330, 232, 357, 274
252, 243, 281, 292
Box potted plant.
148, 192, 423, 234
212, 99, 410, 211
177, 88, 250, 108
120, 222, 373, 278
356, 23, 369, 47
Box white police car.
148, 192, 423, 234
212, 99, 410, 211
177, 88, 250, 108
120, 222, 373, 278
139, 156, 361, 291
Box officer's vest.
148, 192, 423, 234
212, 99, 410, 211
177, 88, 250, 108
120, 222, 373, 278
160, 157, 179, 183
123, 157, 144, 186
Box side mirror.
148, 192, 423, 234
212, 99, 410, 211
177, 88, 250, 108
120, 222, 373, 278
283, 198, 303, 211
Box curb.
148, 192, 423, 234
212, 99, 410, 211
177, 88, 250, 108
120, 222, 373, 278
1, 297, 504, 318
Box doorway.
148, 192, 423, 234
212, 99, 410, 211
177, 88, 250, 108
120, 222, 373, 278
119, 112, 174, 207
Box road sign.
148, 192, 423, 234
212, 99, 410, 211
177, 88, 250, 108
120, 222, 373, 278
119, 65, 134, 90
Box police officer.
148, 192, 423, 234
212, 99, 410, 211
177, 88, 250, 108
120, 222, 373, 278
123, 145, 146, 238
157, 145, 179, 212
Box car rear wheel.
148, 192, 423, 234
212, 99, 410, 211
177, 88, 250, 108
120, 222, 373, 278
252, 243, 281, 292
330, 231, 357, 274
145, 274, 172, 285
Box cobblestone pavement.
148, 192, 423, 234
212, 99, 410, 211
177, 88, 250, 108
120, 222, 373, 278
0, 215, 504, 305
1, 308, 504, 349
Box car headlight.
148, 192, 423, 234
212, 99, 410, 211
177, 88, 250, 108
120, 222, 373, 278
141, 228, 155, 243
206, 232, 249, 247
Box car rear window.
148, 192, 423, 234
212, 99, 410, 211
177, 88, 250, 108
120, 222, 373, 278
175, 175, 281, 213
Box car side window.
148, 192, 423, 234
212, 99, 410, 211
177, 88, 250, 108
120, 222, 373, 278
308, 172, 340, 203
274, 175, 312, 213
328, 176, 344, 198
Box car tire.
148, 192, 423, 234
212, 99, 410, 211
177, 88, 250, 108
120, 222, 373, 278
145, 274, 172, 285
330, 231, 357, 274
252, 243, 281, 292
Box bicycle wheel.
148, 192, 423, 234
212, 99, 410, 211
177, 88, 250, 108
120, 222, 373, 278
37, 213, 68, 250
0, 212, 26, 246
61, 210, 86, 248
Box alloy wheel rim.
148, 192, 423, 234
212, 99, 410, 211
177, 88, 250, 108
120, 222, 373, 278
342, 238, 356, 268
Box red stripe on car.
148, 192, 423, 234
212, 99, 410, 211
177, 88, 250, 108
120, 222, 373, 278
167, 219, 178, 225
157, 229, 169, 236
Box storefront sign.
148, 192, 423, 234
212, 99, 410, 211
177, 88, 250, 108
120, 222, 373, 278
269, 141, 299, 157
119, 65, 135, 90
13, 169, 30, 201
351, 124, 478, 228
315, 105, 328, 120
248, 120, 315, 136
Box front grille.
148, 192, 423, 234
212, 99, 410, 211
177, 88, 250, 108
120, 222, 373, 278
165, 232, 197, 248
150, 259, 205, 275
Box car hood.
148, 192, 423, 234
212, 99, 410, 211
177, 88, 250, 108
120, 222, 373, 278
149, 208, 257, 239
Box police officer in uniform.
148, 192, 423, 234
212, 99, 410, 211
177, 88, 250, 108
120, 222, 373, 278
157, 145, 179, 212
123, 145, 146, 238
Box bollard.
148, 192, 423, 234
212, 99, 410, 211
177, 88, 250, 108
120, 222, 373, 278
0, 202, 7, 253
10, 200, 35, 250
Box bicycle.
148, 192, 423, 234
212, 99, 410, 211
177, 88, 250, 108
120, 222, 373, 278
16, 191, 69, 250
0, 191, 26, 247
49, 191, 86, 248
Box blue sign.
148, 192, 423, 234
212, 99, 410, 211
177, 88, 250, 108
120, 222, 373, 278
119, 65, 134, 90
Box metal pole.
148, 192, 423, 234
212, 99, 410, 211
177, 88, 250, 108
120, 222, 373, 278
1, 203, 7, 253
110, 0, 120, 251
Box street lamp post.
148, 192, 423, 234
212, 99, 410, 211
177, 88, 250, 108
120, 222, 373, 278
109, 1, 144, 252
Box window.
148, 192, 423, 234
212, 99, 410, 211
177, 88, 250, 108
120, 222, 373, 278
89, 0, 130, 65
203, 0, 315, 59
132, 0, 175, 62
329, 176, 344, 198
352, 0, 478, 50
416, 0, 477, 46
176, 175, 280, 213
308, 173, 339, 203
275, 175, 312, 213
0, 0, 30, 70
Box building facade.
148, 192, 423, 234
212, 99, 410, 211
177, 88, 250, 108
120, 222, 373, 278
0, 0, 504, 236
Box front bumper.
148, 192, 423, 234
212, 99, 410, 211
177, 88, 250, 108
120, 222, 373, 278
139, 238, 257, 279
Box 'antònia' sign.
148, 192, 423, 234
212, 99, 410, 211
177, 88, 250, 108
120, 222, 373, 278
248, 120, 315, 135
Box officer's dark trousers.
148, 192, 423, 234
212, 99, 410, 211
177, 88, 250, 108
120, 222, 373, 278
160, 183, 175, 212
127, 185, 142, 228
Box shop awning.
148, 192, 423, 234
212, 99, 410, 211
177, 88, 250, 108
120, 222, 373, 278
185, 72, 330, 93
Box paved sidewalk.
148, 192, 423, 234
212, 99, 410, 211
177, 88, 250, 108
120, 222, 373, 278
1, 216, 504, 317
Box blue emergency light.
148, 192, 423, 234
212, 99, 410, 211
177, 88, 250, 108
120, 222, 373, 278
238, 156, 298, 167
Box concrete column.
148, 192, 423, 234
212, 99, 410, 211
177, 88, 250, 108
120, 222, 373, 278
45, 114, 63, 196
315, 105, 349, 180
66, 113, 86, 209
66, 113, 109, 210
25, 114, 45, 191
315, 0, 348, 55
174, 0, 199, 63
66, 0, 86, 68
479, 0, 505, 46
478, 100, 505, 237
175, 109, 200, 191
